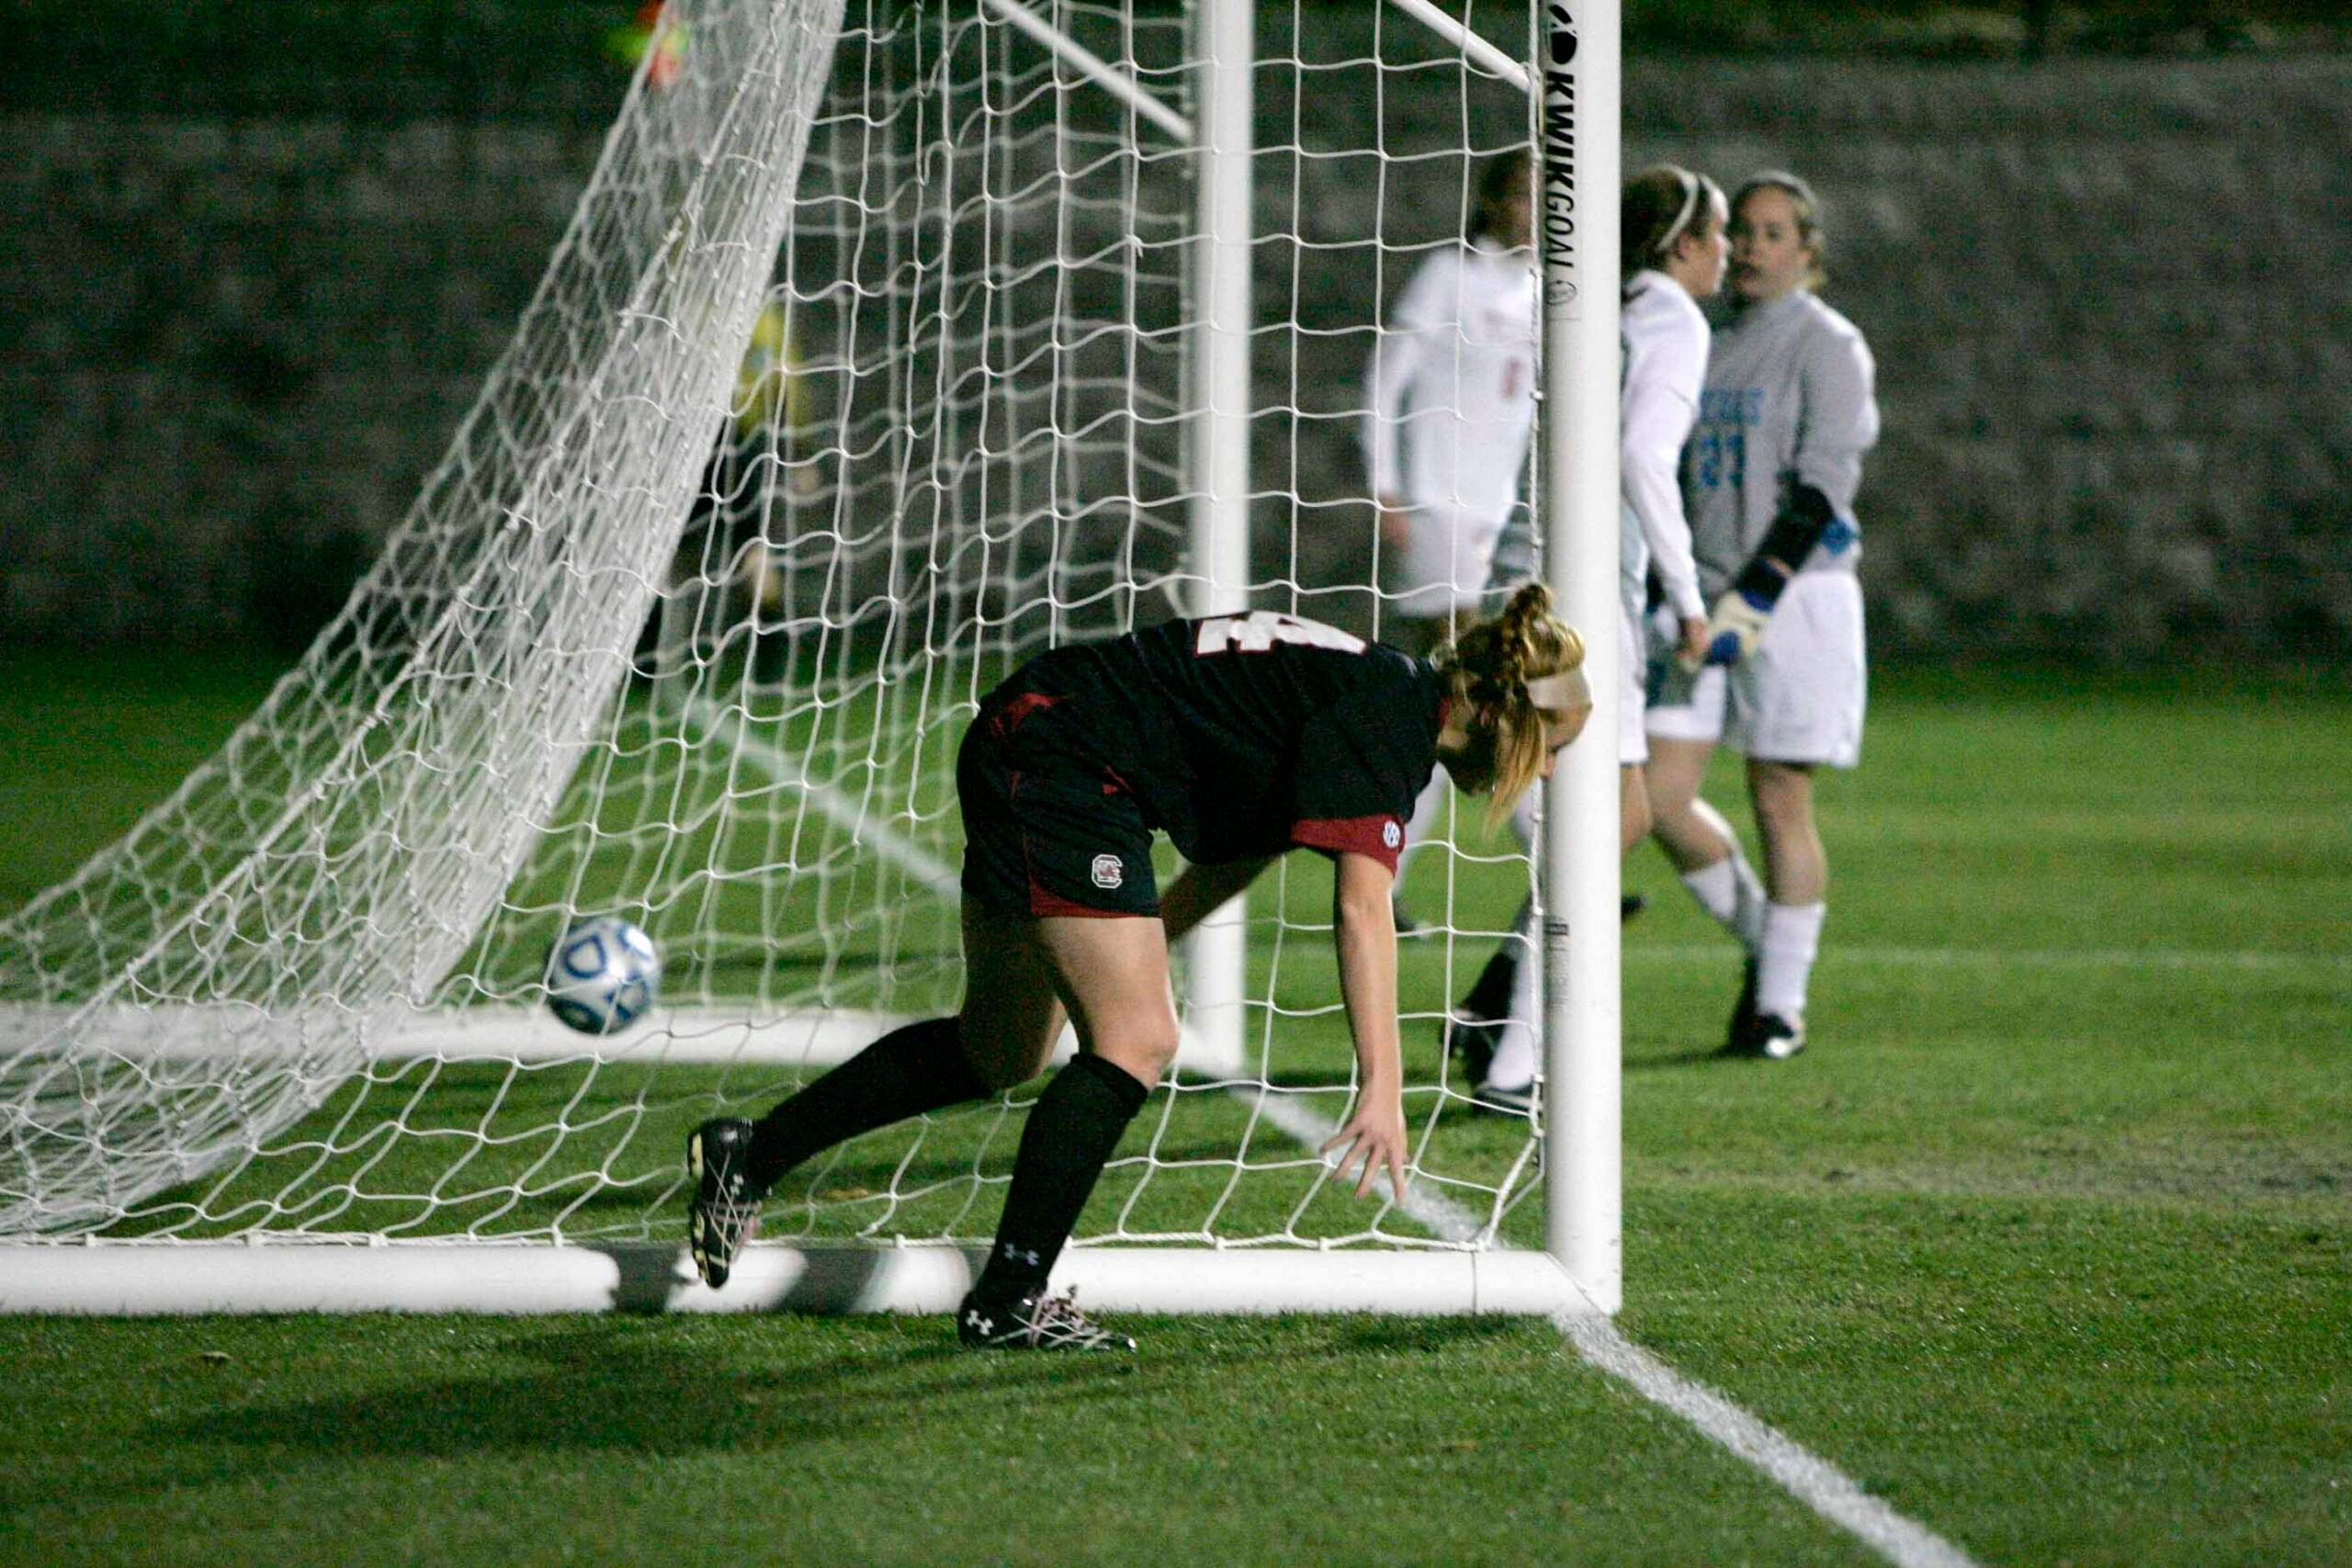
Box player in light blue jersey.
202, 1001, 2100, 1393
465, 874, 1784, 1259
1645, 171, 1881, 1061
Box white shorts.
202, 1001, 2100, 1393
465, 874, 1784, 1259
1645, 571, 1866, 767
1392, 502, 1510, 620
1616, 604, 1647, 767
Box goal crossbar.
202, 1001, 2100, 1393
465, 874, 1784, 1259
0, 1004, 1245, 1075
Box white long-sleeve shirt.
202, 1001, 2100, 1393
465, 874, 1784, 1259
1620, 269, 1711, 622
1681, 289, 1880, 599
1362, 239, 1539, 527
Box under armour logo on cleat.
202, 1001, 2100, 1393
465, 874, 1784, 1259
1001, 1244, 1041, 1267
965, 1309, 993, 1336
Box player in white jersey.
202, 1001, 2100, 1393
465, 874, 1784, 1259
1645, 171, 1881, 1061
1450, 165, 1727, 1108
1364, 150, 1539, 658
1363, 151, 1540, 933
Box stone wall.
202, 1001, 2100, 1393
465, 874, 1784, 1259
1626, 53, 2351, 659
3, 48, 2345, 658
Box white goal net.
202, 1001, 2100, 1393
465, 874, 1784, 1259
1, 0, 1600, 1311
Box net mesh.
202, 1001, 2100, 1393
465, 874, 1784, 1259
1, 0, 1549, 1259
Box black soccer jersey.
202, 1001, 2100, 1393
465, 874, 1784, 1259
977, 611, 1447, 874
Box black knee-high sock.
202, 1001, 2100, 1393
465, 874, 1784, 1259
972, 1053, 1149, 1303
1462, 943, 1518, 1021
744, 1016, 988, 1194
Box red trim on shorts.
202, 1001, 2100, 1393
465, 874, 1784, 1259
1292, 815, 1405, 874
1027, 880, 1129, 919
1009, 765, 1136, 919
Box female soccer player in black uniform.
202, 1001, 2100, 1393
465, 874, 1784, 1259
687, 584, 1589, 1350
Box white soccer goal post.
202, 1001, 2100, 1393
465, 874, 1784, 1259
0, 0, 1621, 1317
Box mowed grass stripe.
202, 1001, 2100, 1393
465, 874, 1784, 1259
1625, 942, 2352, 972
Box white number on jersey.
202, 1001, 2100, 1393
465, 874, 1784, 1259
1193, 612, 1366, 657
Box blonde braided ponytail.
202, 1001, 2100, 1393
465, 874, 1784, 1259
1434, 583, 1589, 824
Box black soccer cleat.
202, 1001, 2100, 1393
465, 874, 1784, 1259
1750, 1013, 1806, 1061
686, 1116, 762, 1289
1723, 998, 1806, 1062
1621, 892, 1647, 923
1471, 1073, 1539, 1116
956, 1287, 1136, 1352
1721, 957, 1761, 1055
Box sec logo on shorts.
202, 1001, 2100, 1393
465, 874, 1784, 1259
1382, 820, 1402, 850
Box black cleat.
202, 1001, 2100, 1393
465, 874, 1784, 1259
1721, 969, 1806, 1060
956, 1288, 1136, 1352
1721, 957, 1761, 1055
1391, 897, 1429, 936
1750, 1013, 1806, 1060
1621, 892, 1647, 923
1471, 1074, 1540, 1115
687, 1117, 762, 1288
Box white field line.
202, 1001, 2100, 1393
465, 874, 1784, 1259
1246, 1091, 1488, 1245
679, 694, 963, 902
1554, 1311, 1982, 1568
1257, 1092, 1979, 1568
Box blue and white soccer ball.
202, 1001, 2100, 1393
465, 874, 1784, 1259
544, 915, 662, 1036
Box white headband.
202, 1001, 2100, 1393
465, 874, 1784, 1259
1656, 168, 1702, 258
1523, 669, 1590, 714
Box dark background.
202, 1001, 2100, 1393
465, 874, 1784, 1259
4, 0, 2346, 659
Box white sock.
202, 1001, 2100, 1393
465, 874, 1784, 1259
1476, 797, 1544, 1090
1484, 1019, 1538, 1093
1756, 901, 1826, 1022
1679, 859, 1738, 926
1679, 796, 1768, 952
1483, 896, 1542, 1090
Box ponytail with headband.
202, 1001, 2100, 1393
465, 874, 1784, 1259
1621, 164, 1724, 278
1657, 168, 1702, 258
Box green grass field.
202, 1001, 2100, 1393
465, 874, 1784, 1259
1, 649, 2347, 1565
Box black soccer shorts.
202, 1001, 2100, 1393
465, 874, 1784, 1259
956, 694, 1159, 920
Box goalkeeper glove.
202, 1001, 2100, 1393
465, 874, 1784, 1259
1680, 484, 1854, 671
1690, 588, 1773, 669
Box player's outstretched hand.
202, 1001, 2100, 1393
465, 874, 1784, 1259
1322, 1100, 1410, 1203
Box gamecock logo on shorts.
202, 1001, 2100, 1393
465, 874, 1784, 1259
1091, 853, 1124, 890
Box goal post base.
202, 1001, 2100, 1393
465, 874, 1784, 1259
0, 1242, 1597, 1318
